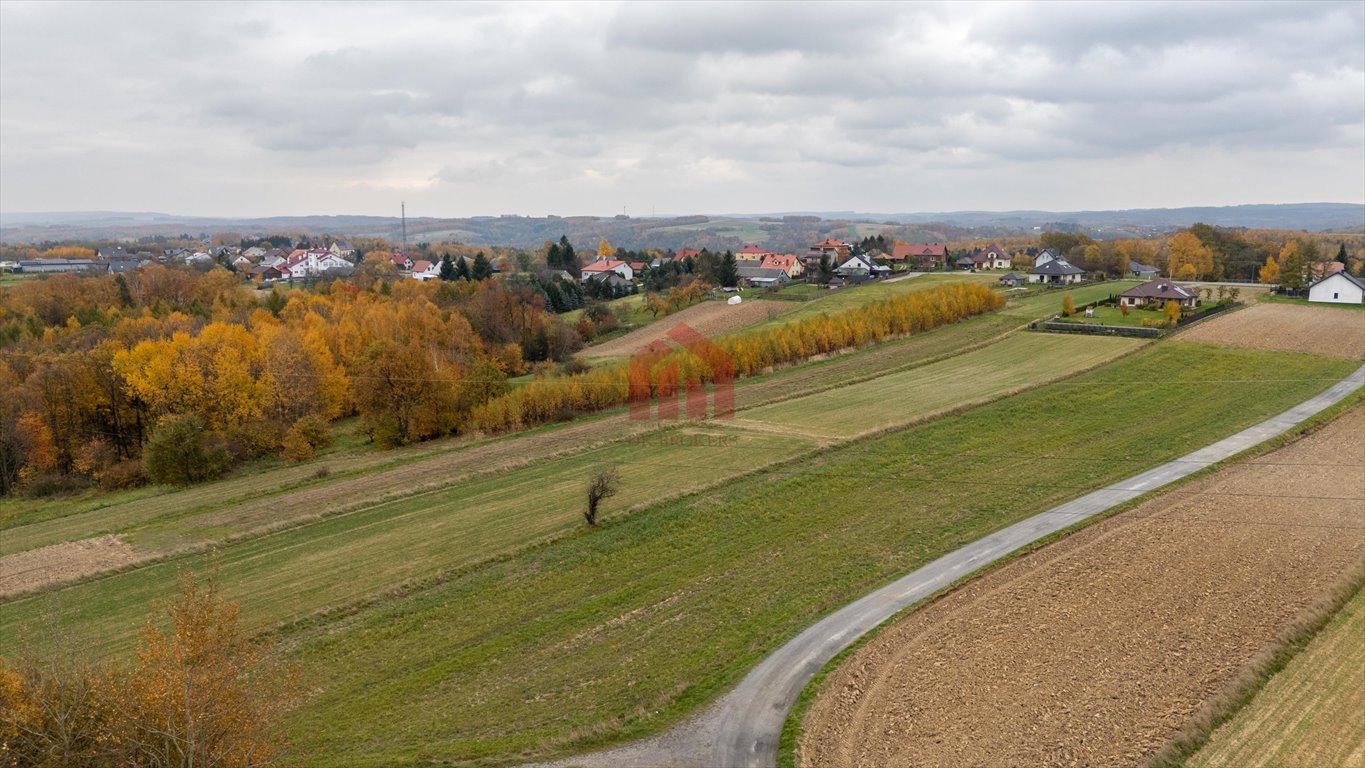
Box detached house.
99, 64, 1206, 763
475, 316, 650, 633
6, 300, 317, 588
760, 253, 804, 278
1118, 279, 1200, 308
582, 259, 634, 281
835, 254, 891, 278
901, 243, 947, 270
977, 244, 1012, 270
1028, 258, 1085, 285
736, 245, 771, 261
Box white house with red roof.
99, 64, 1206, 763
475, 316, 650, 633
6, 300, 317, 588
410, 259, 440, 281
388, 254, 413, 271
582, 259, 634, 281
279, 249, 352, 279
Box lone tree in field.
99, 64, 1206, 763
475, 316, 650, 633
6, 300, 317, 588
585, 469, 620, 527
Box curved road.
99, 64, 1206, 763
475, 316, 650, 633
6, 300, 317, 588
533, 364, 1365, 768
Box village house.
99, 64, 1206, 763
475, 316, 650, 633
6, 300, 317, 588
410, 260, 440, 281
835, 254, 891, 278
976, 244, 1012, 270
242, 246, 268, 259
807, 238, 851, 266
582, 258, 634, 281
736, 245, 771, 261
998, 272, 1025, 288
1118, 279, 1201, 308
388, 254, 414, 271
1307, 271, 1365, 305
1028, 257, 1085, 285
760, 253, 804, 278
329, 240, 356, 259
1034, 249, 1060, 268
899, 243, 947, 270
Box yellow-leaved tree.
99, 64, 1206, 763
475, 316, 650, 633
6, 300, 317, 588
1167, 231, 1214, 280
597, 238, 615, 260
1258, 256, 1281, 284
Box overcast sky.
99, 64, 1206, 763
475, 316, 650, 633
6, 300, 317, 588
2, 0, 1362, 218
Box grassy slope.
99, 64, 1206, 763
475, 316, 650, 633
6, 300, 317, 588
0, 332, 1131, 657
273, 343, 1354, 767
1187, 584, 1365, 768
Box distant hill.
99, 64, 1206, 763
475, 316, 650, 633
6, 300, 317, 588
3, 203, 1361, 250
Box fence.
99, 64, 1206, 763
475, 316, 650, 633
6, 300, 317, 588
1037, 321, 1163, 338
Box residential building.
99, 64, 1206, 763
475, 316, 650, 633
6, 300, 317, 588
1028, 258, 1085, 285
1118, 279, 1201, 308
582, 259, 634, 281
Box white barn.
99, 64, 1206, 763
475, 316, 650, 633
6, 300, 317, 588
1307, 271, 1364, 305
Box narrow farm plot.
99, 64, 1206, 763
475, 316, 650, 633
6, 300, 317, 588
797, 406, 1365, 768
1187, 585, 1365, 768
579, 298, 795, 359
265, 345, 1354, 767
1177, 302, 1365, 360
739, 333, 1141, 439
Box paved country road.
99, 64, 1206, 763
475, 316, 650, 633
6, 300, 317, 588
530, 364, 1365, 768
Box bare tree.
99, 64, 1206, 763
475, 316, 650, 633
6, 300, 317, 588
585, 469, 620, 527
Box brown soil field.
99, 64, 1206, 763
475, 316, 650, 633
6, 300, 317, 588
580, 298, 794, 358
0, 535, 138, 595
799, 406, 1365, 768
1178, 303, 1365, 360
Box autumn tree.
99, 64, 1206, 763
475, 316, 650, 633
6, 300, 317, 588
1279, 240, 1306, 291
1258, 255, 1281, 284
1061, 292, 1075, 317
585, 468, 619, 527
1167, 231, 1214, 280
641, 293, 670, 319
597, 237, 615, 260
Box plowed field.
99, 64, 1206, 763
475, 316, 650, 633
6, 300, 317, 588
799, 406, 1365, 768
1178, 303, 1365, 359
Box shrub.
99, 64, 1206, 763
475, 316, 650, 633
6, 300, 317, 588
281, 414, 333, 462
98, 459, 147, 491
1061, 292, 1075, 317
225, 419, 284, 459
143, 415, 233, 485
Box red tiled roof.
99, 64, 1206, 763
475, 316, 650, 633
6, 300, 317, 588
676, 248, 701, 260
629, 261, 646, 271
738, 245, 769, 255
814, 238, 845, 248
582, 259, 627, 272
412, 260, 433, 272
909, 243, 947, 257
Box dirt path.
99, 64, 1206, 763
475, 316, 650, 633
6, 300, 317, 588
1178, 302, 1365, 359
580, 299, 794, 358
798, 406, 1365, 768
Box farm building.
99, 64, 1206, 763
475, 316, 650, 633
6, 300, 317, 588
1118, 279, 1200, 308
16, 258, 106, 274
1027, 258, 1085, 285
736, 265, 790, 288
998, 272, 1025, 287
1307, 271, 1364, 305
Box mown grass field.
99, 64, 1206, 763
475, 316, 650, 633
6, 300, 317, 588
264, 343, 1354, 767
738, 332, 1140, 437
1188, 584, 1365, 768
